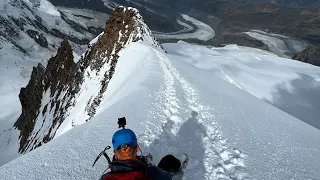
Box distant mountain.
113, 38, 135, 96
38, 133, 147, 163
0, 0, 108, 82
0, 0, 106, 54
48, 0, 320, 45
272, 0, 319, 7
47, 0, 112, 13
236, 0, 319, 7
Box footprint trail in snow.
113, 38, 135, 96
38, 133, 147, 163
141, 49, 247, 180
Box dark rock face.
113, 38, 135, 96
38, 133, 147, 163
82, 7, 138, 72
44, 40, 77, 95
14, 6, 161, 153
14, 64, 45, 152
14, 39, 78, 153
0, 15, 20, 40
83, 7, 141, 117
26, 30, 48, 48
82, 6, 163, 118
292, 45, 320, 67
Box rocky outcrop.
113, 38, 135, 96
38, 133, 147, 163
14, 39, 78, 152
14, 6, 162, 153
14, 64, 45, 152
83, 7, 162, 117
26, 30, 48, 48
292, 45, 320, 67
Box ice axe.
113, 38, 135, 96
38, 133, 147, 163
92, 146, 112, 167
92, 117, 127, 167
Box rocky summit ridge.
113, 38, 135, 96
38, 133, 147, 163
14, 6, 162, 153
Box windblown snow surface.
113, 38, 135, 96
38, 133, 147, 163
1, 39, 320, 180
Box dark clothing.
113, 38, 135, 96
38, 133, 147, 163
146, 165, 172, 180
101, 160, 172, 180
157, 155, 181, 173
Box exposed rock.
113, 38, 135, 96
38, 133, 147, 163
26, 30, 48, 48
14, 39, 78, 152
82, 6, 163, 118
14, 6, 162, 153
44, 39, 77, 95
292, 45, 320, 67
0, 15, 19, 40
14, 64, 45, 152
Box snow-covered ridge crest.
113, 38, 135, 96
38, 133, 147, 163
13, 6, 163, 154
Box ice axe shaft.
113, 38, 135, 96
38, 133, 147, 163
92, 146, 112, 167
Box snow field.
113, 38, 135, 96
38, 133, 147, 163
163, 41, 320, 102
166, 43, 320, 179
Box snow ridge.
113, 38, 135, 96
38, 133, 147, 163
141, 49, 247, 180
58, 6, 163, 135
1, 6, 163, 158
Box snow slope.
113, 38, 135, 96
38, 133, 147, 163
1, 40, 320, 180
164, 41, 320, 130
0, 40, 39, 166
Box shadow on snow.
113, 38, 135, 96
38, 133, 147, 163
265, 73, 320, 130
141, 111, 207, 180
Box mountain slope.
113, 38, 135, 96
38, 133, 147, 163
164, 42, 320, 129
0, 0, 107, 129
0, 0, 109, 166
0, 5, 161, 165
0, 3, 320, 180
0, 39, 320, 180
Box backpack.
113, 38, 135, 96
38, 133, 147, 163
101, 171, 151, 180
